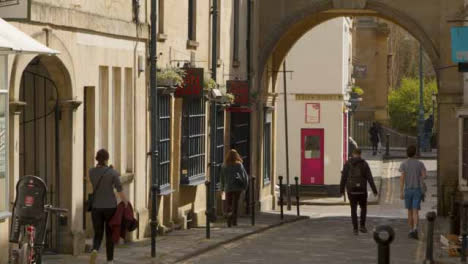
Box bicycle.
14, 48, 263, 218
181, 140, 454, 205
9, 176, 68, 264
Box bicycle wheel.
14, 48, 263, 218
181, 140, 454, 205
17, 243, 31, 264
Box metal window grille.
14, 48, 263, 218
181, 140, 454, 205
215, 106, 225, 188
263, 122, 272, 185
181, 98, 206, 185
158, 95, 171, 193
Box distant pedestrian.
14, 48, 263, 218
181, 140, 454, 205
399, 145, 426, 240
89, 149, 129, 264
340, 149, 378, 235
369, 122, 380, 155
220, 149, 249, 227
423, 115, 434, 152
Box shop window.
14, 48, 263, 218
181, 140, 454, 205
263, 122, 272, 186
181, 98, 206, 185
158, 94, 172, 193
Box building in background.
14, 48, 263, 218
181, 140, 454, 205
353, 17, 391, 124
275, 18, 353, 197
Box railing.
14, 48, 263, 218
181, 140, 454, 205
353, 120, 417, 149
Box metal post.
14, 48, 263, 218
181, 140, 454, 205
294, 177, 300, 216
251, 176, 256, 226
417, 45, 425, 156
373, 225, 395, 264
424, 211, 436, 264
279, 176, 284, 220
209, 0, 219, 223
385, 134, 390, 157
205, 181, 211, 239
149, 0, 159, 258
282, 61, 292, 211
462, 203, 468, 262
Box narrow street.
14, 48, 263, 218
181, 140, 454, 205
182, 160, 437, 264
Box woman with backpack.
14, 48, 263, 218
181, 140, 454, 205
88, 149, 128, 264
220, 149, 249, 227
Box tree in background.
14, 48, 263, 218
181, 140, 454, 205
388, 78, 437, 135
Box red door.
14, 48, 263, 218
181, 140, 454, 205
301, 129, 324, 185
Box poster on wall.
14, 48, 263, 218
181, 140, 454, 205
305, 103, 320, 124
0, 0, 30, 19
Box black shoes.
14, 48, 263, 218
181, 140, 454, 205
408, 230, 419, 240
360, 226, 368, 233
353, 229, 359, 235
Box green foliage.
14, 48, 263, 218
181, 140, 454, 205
157, 67, 185, 86
204, 78, 217, 90
388, 78, 437, 135
352, 86, 364, 96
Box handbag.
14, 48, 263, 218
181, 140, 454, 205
86, 168, 110, 212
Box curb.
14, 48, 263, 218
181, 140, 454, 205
173, 216, 309, 263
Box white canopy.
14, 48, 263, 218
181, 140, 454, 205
0, 18, 58, 55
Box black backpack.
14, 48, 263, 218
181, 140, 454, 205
346, 162, 366, 193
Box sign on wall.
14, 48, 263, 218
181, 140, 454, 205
305, 103, 320, 124
353, 65, 367, 79
0, 0, 29, 19
451, 27, 468, 63
227, 80, 249, 106
175, 68, 204, 98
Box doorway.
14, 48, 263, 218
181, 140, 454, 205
301, 129, 324, 185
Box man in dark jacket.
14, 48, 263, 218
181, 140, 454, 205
369, 122, 380, 155
340, 149, 378, 235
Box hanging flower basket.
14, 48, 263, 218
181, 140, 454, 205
157, 67, 185, 88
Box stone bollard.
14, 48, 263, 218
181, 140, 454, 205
279, 176, 284, 220
424, 211, 436, 264
374, 225, 395, 264
294, 177, 300, 216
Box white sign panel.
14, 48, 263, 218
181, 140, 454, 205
0, 0, 29, 19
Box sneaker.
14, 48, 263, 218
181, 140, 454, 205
89, 250, 98, 264
353, 229, 359, 236
360, 226, 368, 233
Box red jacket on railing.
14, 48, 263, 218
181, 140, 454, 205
109, 202, 138, 243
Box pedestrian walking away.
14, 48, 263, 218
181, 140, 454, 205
369, 122, 380, 156
220, 149, 249, 227
340, 148, 378, 235
88, 149, 129, 264
399, 145, 427, 240
423, 115, 434, 152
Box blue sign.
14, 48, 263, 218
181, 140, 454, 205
451, 27, 468, 63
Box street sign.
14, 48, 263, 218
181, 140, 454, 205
0, 0, 29, 19
175, 68, 204, 98
451, 27, 468, 63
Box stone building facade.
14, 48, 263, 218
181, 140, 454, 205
0, 0, 267, 261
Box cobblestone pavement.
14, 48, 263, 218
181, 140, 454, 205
183, 160, 438, 264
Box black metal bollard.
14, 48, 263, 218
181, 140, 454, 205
294, 177, 300, 216
385, 134, 390, 157
205, 180, 211, 239
251, 176, 256, 226
374, 225, 395, 264
424, 211, 436, 264
461, 203, 468, 262
279, 176, 284, 220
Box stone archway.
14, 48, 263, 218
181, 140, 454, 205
9, 54, 76, 253
252, 0, 464, 215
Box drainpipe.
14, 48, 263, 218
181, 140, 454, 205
149, 0, 159, 258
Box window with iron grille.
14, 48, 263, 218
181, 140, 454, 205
263, 122, 272, 186
181, 98, 206, 185
215, 106, 225, 188
158, 94, 172, 194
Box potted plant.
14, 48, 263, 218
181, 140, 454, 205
157, 67, 185, 88
350, 86, 364, 99
204, 77, 217, 92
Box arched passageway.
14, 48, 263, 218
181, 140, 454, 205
252, 0, 463, 215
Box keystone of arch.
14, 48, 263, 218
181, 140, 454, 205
332, 0, 367, 9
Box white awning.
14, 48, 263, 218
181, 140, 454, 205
0, 18, 58, 55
